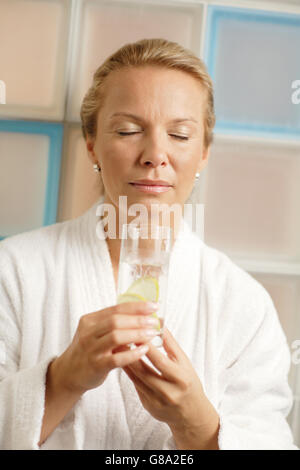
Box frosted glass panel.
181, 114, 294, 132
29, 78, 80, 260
0, 121, 63, 238
251, 273, 300, 394
58, 126, 103, 222
67, 0, 203, 120
0, 132, 49, 237
205, 6, 300, 138
0, 0, 70, 119
203, 138, 300, 262
251, 272, 300, 448
252, 274, 300, 349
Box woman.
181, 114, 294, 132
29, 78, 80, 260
0, 38, 297, 450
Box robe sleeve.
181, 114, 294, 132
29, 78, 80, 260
0, 238, 57, 450
0, 302, 56, 449
216, 291, 298, 450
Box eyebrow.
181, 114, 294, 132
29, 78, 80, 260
109, 112, 198, 124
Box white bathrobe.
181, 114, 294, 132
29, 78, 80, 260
0, 197, 298, 450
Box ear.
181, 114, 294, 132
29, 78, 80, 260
86, 137, 97, 165
197, 145, 211, 173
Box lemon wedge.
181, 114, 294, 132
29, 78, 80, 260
119, 276, 161, 331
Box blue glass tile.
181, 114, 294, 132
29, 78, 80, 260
205, 5, 300, 139
0, 120, 63, 238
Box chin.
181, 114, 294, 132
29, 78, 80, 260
128, 193, 174, 206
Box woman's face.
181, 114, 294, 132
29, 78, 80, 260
87, 65, 210, 216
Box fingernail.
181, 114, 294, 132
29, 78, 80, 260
144, 329, 159, 337
142, 316, 160, 327
137, 345, 149, 355
145, 302, 158, 312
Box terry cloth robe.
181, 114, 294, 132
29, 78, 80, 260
0, 196, 298, 450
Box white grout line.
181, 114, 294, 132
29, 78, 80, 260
199, 2, 208, 59
234, 260, 300, 276
213, 133, 300, 149
64, 0, 83, 122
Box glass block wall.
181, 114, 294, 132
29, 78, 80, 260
0, 0, 300, 446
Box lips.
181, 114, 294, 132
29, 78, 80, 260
129, 180, 172, 194
130, 179, 172, 186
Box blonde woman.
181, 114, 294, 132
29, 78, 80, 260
0, 39, 297, 450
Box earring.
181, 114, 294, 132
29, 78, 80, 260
93, 163, 101, 173
195, 172, 200, 181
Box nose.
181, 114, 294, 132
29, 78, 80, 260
139, 132, 169, 168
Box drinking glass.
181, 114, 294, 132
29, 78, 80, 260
117, 223, 172, 348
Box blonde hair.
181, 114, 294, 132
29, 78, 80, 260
80, 38, 215, 149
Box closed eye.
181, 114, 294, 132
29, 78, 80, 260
117, 131, 140, 136
170, 134, 189, 141
118, 131, 189, 141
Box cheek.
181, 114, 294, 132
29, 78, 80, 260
175, 156, 198, 181
111, 152, 133, 170
106, 157, 128, 182
100, 140, 132, 173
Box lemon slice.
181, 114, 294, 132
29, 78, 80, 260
119, 277, 161, 332
126, 276, 159, 302
117, 292, 145, 304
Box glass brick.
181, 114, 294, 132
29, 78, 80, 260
67, 0, 203, 120
251, 272, 300, 393
203, 137, 300, 262
205, 5, 300, 138
0, 121, 63, 237
57, 126, 103, 221
0, 0, 70, 119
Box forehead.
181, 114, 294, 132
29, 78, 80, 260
100, 66, 205, 120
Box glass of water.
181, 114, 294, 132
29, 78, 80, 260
117, 223, 173, 348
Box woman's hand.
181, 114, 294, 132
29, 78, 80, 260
52, 301, 160, 395
39, 301, 160, 446
123, 327, 220, 450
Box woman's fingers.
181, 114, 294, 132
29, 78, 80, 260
99, 311, 160, 336
127, 329, 186, 384
131, 344, 179, 383
60, 302, 159, 395
102, 344, 150, 370
87, 302, 160, 338
162, 327, 183, 362
92, 328, 159, 355
123, 365, 155, 397
126, 356, 174, 398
